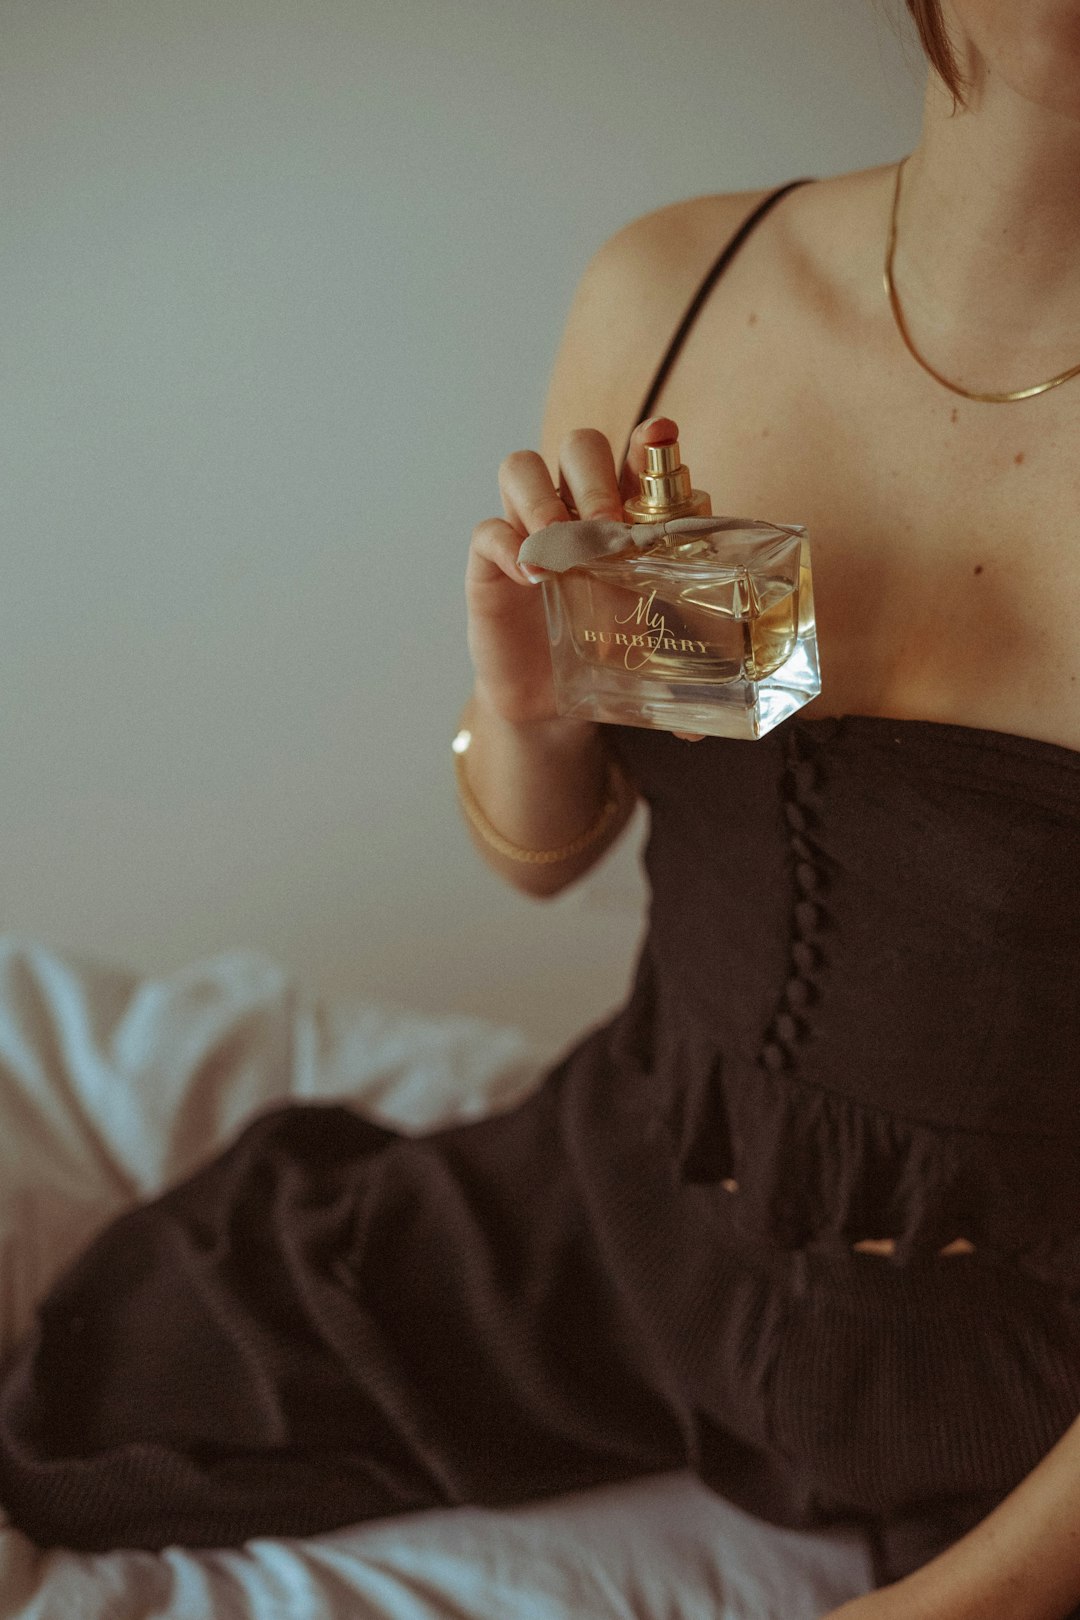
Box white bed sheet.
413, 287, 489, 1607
0, 936, 875, 1620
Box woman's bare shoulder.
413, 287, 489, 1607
541, 188, 781, 465
540, 166, 895, 466
595, 188, 781, 306
598, 166, 896, 306
617, 187, 784, 243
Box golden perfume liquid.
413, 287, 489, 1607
530, 440, 821, 740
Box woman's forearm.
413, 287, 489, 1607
889, 1407, 1080, 1620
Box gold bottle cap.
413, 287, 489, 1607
621, 438, 702, 521
639, 441, 692, 508
645, 442, 682, 477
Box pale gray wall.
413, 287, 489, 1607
0, 0, 923, 1055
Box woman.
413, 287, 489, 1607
465, 8, 1080, 1614
2, 3, 1079, 1615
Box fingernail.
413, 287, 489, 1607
638, 416, 677, 441
519, 563, 544, 585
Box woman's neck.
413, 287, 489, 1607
893, 69, 1080, 385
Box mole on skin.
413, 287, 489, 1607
1014, 451, 1025, 464
974, 565, 984, 575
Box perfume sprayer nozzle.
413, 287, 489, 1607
635, 439, 694, 515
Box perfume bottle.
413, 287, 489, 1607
521, 439, 821, 741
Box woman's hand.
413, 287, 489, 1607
465, 415, 704, 739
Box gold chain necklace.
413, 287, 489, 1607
884, 155, 1080, 403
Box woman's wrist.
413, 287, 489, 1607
456, 687, 626, 891
464, 686, 599, 763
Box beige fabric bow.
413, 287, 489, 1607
516, 514, 781, 579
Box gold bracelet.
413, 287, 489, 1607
452, 728, 625, 865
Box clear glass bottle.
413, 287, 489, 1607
537, 439, 821, 740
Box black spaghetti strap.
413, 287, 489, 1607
617, 178, 816, 475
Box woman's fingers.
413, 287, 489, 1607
476, 415, 709, 737
496, 431, 626, 588
467, 515, 538, 588
483, 411, 656, 588
498, 450, 570, 538
554, 428, 624, 521
499, 416, 681, 541
497, 427, 624, 540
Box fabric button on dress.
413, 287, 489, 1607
791, 940, 820, 975
794, 900, 821, 934
791, 759, 820, 799
795, 862, 819, 894
775, 1012, 802, 1044
784, 977, 813, 1010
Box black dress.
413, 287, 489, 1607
2, 184, 1080, 1600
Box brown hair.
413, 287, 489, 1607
904, 0, 969, 110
